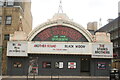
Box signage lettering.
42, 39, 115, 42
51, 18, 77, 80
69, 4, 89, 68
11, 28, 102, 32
65, 45, 85, 48
9, 50, 25, 52
65, 45, 74, 48
95, 44, 110, 54
34, 44, 56, 48
52, 35, 68, 41
7, 42, 113, 58
75, 45, 85, 48
7, 41, 28, 56
92, 43, 113, 58
33, 26, 87, 41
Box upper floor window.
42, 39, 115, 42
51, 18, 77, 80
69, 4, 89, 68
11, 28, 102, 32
4, 34, 9, 40
5, 16, 12, 25
0, 16, 2, 24
6, 0, 14, 6
0, 0, 4, 6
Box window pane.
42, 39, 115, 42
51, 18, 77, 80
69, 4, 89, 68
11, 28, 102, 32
6, 16, 12, 25
7, 0, 14, 6
0, 0, 4, 6
6, 17, 11, 20
4, 34, 9, 40
6, 21, 11, 24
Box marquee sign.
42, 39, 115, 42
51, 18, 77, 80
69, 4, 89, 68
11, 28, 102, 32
92, 43, 113, 58
32, 26, 88, 42
7, 41, 113, 58
7, 41, 28, 56
28, 42, 91, 55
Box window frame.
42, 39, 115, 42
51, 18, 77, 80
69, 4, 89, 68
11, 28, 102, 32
5, 16, 12, 25
6, 0, 14, 6
0, 0, 4, 6
4, 34, 10, 40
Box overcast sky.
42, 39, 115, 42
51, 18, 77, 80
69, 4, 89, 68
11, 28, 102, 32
31, 0, 120, 29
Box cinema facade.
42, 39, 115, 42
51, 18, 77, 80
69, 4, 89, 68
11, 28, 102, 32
7, 13, 113, 76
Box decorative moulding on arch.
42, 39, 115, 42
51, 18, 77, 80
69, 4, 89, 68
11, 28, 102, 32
27, 13, 93, 42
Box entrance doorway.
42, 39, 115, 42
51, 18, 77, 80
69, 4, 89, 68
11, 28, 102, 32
80, 58, 90, 76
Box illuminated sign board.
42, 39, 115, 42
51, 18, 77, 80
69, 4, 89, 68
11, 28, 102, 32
7, 41, 113, 58
33, 26, 88, 42
52, 35, 68, 41
28, 42, 91, 55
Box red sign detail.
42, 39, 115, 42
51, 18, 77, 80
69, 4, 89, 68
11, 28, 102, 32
34, 44, 56, 48
33, 26, 86, 41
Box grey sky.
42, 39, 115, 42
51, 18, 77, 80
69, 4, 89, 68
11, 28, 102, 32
31, 0, 120, 29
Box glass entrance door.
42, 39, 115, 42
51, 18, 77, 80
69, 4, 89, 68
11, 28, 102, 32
80, 58, 90, 76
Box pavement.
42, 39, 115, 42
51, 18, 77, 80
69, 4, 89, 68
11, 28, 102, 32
1, 76, 110, 80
